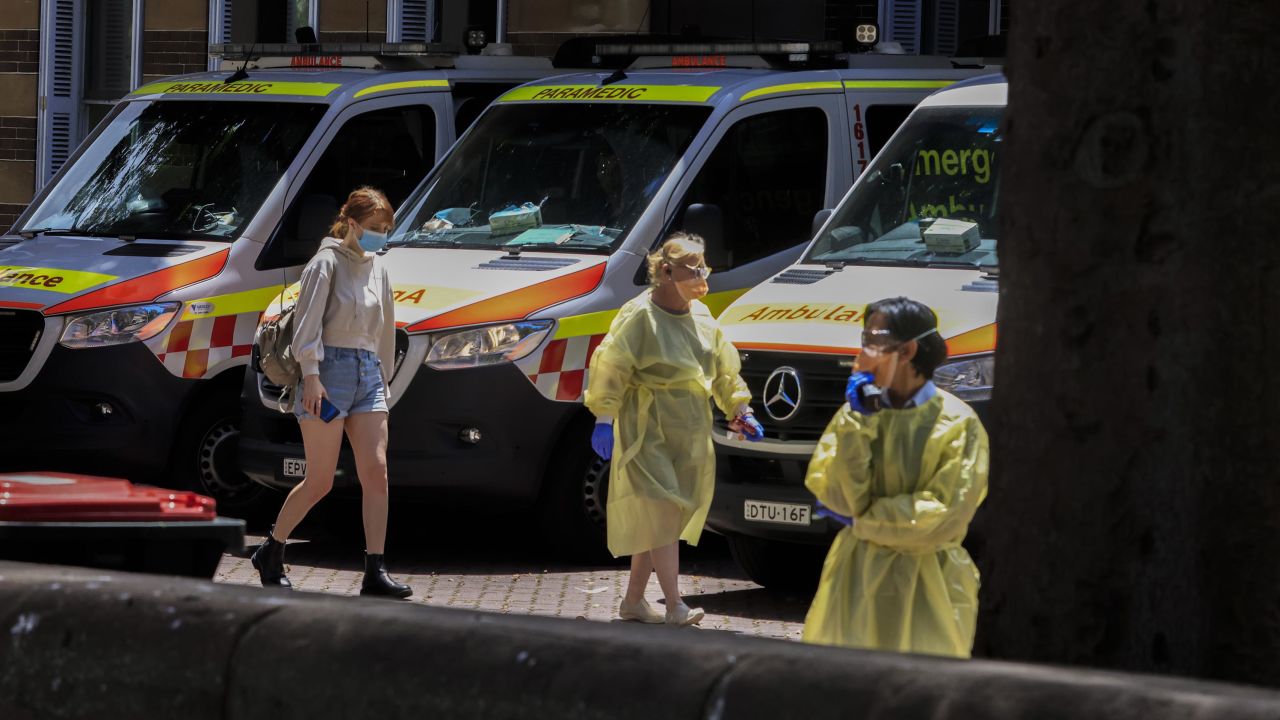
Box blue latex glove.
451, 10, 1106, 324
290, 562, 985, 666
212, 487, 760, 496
814, 501, 853, 527
591, 423, 614, 460
738, 412, 765, 442
845, 371, 879, 415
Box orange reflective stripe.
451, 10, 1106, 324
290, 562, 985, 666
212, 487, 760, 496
406, 263, 606, 333
44, 249, 230, 316
945, 322, 997, 356
0, 300, 45, 310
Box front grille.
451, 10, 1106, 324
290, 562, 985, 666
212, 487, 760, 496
717, 351, 849, 442
771, 268, 832, 285
477, 256, 579, 271
0, 309, 43, 382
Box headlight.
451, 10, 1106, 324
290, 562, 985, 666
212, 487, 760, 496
59, 303, 180, 349
424, 320, 553, 370
933, 354, 994, 401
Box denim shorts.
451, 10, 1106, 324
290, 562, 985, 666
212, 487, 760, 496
295, 346, 388, 421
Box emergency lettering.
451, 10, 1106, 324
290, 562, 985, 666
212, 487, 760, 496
907, 144, 998, 226
0, 265, 117, 294
915, 147, 993, 184
162, 82, 273, 94
530, 86, 648, 101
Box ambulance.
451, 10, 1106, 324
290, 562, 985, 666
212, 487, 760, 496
239, 42, 999, 552
706, 74, 1005, 586
0, 44, 564, 511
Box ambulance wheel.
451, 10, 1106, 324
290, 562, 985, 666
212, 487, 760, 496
538, 418, 614, 562
172, 396, 270, 520
726, 533, 824, 591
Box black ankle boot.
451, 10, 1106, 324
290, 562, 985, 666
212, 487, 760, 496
360, 553, 411, 599
250, 529, 291, 589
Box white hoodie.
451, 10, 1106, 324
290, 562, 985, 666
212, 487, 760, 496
291, 237, 395, 388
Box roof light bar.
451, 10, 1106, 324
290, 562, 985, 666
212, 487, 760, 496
209, 42, 461, 58
595, 41, 844, 57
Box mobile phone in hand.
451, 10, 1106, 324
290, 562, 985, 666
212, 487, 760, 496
319, 396, 341, 423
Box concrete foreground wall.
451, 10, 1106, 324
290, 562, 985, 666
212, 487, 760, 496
1, 561, 1277, 719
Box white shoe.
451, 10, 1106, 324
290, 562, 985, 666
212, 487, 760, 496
665, 602, 705, 626
619, 598, 665, 624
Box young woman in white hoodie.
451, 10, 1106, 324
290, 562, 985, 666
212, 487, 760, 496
251, 186, 411, 598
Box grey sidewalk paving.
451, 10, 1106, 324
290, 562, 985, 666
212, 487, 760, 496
216, 518, 810, 641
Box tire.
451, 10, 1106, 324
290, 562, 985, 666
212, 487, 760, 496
171, 394, 272, 521
726, 533, 826, 591
537, 416, 615, 562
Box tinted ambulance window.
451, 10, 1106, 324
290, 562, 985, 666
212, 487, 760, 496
260, 104, 436, 270
865, 105, 914, 157
672, 107, 828, 270
806, 106, 1002, 270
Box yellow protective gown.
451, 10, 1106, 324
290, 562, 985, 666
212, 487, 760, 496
584, 291, 752, 558
801, 390, 989, 657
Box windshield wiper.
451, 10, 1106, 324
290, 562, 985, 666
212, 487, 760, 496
396, 236, 462, 248
121, 230, 232, 242
503, 241, 612, 254
18, 227, 120, 239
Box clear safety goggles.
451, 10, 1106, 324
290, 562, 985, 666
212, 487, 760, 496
860, 327, 938, 357
674, 263, 711, 280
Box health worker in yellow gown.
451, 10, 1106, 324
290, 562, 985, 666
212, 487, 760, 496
802, 297, 989, 657
585, 232, 764, 627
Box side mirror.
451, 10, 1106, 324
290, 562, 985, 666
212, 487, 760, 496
684, 203, 729, 268
811, 209, 834, 238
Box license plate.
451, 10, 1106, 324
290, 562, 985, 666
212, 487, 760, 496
282, 458, 307, 478
743, 499, 811, 526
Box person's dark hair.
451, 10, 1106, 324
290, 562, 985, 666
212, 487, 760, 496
864, 296, 948, 379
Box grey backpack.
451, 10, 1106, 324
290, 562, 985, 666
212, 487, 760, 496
255, 247, 335, 394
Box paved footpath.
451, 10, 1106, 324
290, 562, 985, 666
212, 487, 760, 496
215, 502, 811, 641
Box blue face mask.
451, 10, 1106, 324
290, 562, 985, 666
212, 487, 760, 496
359, 229, 388, 252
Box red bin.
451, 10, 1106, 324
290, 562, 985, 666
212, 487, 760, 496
0, 472, 244, 578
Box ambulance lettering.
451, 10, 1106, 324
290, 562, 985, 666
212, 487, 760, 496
0, 265, 117, 294
392, 287, 427, 305
733, 303, 863, 324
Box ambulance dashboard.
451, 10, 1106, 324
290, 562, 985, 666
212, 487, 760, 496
389, 101, 711, 254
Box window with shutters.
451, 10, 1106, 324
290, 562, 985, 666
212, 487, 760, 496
38, 0, 144, 189
82, 0, 135, 138
387, 0, 436, 42
878, 0, 922, 54
220, 0, 318, 44
37, 0, 83, 188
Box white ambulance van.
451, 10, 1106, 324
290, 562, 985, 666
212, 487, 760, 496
706, 74, 1005, 586
0, 44, 562, 511
240, 42, 999, 552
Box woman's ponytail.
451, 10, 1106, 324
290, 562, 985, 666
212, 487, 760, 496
328, 187, 393, 239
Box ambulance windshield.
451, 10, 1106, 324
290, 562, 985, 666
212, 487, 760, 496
805, 106, 1002, 269
390, 102, 710, 252
23, 100, 325, 240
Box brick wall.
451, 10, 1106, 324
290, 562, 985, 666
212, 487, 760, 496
0, 0, 39, 227
0, 28, 37, 72
142, 30, 207, 78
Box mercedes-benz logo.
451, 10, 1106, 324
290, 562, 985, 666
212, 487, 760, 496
763, 366, 801, 422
